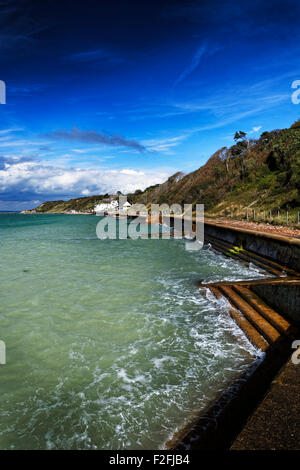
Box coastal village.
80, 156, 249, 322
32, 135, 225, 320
21, 196, 132, 216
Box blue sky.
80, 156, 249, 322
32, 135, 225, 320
1, 0, 300, 210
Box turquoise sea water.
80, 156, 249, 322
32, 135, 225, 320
0, 214, 266, 450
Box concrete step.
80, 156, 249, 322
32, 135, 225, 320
232, 285, 292, 335
209, 286, 269, 352
218, 285, 281, 344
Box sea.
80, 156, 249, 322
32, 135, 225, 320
0, 213, 267, 449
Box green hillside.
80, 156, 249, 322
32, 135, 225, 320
33, 194, 110, 213
130, 120, 300, 217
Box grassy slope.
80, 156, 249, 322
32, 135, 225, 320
35, 195, 107, 212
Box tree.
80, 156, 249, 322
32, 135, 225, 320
291, 118, 300, 129
218, 147, 229, 173
231, 131, 251, 178
234, 131, 251, 153
234, 131, 247, 141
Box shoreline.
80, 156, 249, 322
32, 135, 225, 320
166, 221, 300, 450
18, 210, 300, 239
19, 210, 94, 215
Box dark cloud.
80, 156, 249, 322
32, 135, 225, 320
39, 145, 51, 151
46, 126, 146, 152
0, 155, 35, 169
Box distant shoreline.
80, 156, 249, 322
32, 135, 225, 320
0, 211, 20, 214
19, 210, 94, 215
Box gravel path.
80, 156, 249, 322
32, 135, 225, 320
205, 217, 300, 239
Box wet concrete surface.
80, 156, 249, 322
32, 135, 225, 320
231, 349, 300, 450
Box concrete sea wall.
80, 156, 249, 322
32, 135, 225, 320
252, 280, 300, 323
167, 220, 300, 449
204, 220, 300, 273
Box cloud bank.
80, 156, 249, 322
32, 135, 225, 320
0, 156, 169, 209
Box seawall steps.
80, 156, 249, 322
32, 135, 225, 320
166, 231, 299, 450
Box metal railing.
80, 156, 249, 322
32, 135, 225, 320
235, 208, 300, 226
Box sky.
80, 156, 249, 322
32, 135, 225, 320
1, 0, 300, 210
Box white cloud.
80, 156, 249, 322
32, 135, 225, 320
142, 135, 187, 153
0, 159, 169, 198
81, 189, 90, 196
174, 44, 207, 86
0, 128, 24, 136
120, 169, 144, 175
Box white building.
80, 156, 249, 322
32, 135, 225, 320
120, 201, 132, 212
94, 199, 119, 214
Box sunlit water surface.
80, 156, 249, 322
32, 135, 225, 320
0, 214, 266, 449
